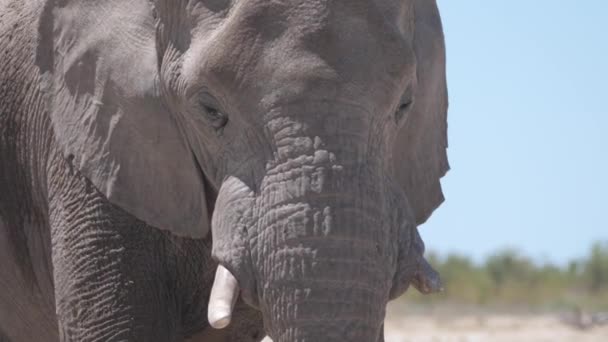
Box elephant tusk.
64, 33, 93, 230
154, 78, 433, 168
208, 265, 240, 329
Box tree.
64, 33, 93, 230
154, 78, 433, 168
485, 249, 533, 287
584, 242, 608, 293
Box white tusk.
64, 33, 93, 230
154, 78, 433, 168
208, 265, 239, 329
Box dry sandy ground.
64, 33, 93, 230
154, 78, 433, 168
263, 311, 608, 341
383, 314, 608, 342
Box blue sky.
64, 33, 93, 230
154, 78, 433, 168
422, 1, 607, 265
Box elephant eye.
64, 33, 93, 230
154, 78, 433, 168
394, 99, 413, 125
202, 104, 228, 131
198, 92, 229, 131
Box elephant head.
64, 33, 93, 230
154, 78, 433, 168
42, 0, 448, 340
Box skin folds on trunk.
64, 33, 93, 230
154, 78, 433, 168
253, 178, 392, 341
212, 131, 399, 341
209, 99, 441, 340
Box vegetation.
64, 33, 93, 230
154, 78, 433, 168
400, 241, 608, 312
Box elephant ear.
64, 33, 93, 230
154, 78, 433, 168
41, 0, 211, 238
393, 0, 449, 225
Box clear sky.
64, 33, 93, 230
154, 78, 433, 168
421, 1, 608, 265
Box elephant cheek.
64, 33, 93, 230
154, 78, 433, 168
210, 176, 259, 308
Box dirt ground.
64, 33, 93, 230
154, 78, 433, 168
262, 307, 608, 341
383, 313, 608, 342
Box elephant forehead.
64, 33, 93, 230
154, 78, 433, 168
185, 0, 415, 113
198, 0, 415, 58
192, 0, 414, 22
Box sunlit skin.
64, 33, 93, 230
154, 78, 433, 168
0, 0, 448, 341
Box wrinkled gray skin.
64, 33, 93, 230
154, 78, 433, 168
0, 0, 448, 341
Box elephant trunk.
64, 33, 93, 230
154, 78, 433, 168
209, 161, 440, 340
209, 111, 437, 340
249, 151, 395, 341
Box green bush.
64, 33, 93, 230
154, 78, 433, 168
584, 242, 608, 293
398, 241, 608, 312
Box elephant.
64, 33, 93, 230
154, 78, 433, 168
0, 0, 449, 341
